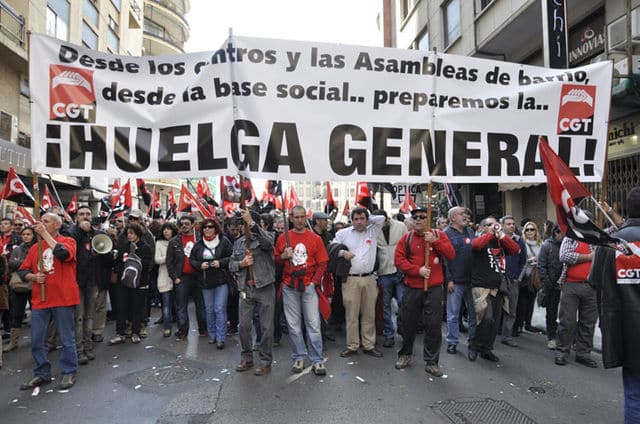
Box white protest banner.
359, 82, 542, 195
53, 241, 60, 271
30, 33, 612, 182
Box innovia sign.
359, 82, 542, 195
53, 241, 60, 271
568, 13, 605, 67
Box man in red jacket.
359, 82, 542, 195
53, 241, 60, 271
18, 212, 79, 391
394, 207, 455, 377
468, 216, 520, 363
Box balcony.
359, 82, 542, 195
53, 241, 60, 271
0, 0, 24, 46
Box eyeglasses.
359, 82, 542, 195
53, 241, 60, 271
180, 222, 191, 226
128, 216, 140, 221
203, 225, 215, 229
525, 228, 536, 232
413, 215, 427, 220
13, 223, 23, 226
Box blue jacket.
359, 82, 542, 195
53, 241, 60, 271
444, 225, 475, 285
504, 235, 527, 282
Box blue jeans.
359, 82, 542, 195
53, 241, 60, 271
446, 283, 476, 345
624, 367, 640, 424
283, 284, 323, 364
31, 306, 78, 377
161, 291, 173, 330
174, 274, 206, 334
202, 284, 228, 342
378, 272, 404, 338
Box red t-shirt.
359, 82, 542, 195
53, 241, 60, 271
181, 233, 196, 274
275, 229, 328, 287
20, 235, 79, 309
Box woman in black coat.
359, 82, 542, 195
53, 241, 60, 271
109, 223, 153, 345
190, 218, 233, 348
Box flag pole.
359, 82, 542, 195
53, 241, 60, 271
47, 175, 72, 223
424, 181, 433, 292
33, 173, 45, 302
591, 195, 618, 230
239, 175, 255, 285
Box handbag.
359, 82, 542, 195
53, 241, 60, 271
529, 266, 543, 291
9, 271, 32, 293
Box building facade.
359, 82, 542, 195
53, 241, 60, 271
382, 0, 640, 224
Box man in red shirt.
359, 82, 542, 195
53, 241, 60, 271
275, 206, 329, 376
19, 212, 79, 391
394, 207, 455, 377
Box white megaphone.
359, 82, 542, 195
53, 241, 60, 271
91, 234, 113, 254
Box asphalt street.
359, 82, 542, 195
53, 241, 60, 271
0, 304, 622, 424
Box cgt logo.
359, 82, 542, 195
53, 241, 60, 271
49, 65, 96, 122
557, 84, 596, 135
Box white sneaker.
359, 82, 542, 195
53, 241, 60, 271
547, 339, 557, 350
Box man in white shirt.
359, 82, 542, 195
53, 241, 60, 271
333, 207, 385, 358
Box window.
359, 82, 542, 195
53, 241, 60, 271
107, 27, 119, 52
108, 15, 118, 31
414, 29, 429, 50
83, 0, 98, 27
82, 22, 98, 49
111, 0, 121, 11
443, 0, 461, 47
400, 0, 418, 20
475, 0, 495, 14
46, 0, 69, 41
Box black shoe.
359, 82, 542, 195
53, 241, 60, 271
480, 351, 499, 362
58, 374, 76, 390
468, 347, 478, 361
576, 356, 598, 368
323, 331, 336, 342
447, 344, 457, 354
78, 353, 89, 365
91, 334, 104, 343
555, 355, 567, 366
382, 337, 395, 348
524, 324, 542, 334
216, 341, 225, 350
20, 376, 52, 390
363, 347, 383, 358
459, 324, 468, 334
340, 348, 358, 358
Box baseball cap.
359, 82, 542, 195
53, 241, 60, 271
128, 209, 144, 219
312, 212, 329, 221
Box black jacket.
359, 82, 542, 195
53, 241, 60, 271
591, 218, 640, 370
327, 242, 351, 278
189, 236, 233, 289
537, 236, 563, 291
166, 232, 200, 281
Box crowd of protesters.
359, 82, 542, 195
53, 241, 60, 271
0, 191, 638, 422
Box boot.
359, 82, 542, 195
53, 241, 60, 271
3, 328, 19, 352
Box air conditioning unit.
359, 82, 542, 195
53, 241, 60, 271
608, 7, 640, 52
0, 111, 18, 143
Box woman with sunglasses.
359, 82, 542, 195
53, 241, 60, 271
515, 221, 543, 335
189, 218, 233, 349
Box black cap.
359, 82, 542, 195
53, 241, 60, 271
410, 207, 428, 216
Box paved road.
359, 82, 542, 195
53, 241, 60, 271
0, 306, 622, 424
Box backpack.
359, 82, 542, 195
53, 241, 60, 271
121, 252, 143, 288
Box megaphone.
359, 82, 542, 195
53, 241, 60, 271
91, 234, 113, 254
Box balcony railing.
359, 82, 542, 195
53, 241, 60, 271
143, 27, 185, 52
147, 0, 187, 17
130, 0, 142, 22
0, 0, 25, 45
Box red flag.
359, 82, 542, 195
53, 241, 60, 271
66, 193, 78, 215
41, 185, 58, 211
286, 184, 300, 209
0, 167, 35, 203
14, 206, 36, 225
178, 184, 213, 218
355, 182, 375, 210
399, 185, 417, 213
136, 178, 151, 206
220, 176, 256, 206
110, 179, 120, 208
117, 179, 133, 209
168, 188, 176, 209
148, 188, 161, 217
342, 199, 350, 217
539, 137, 617, 244
325, 181, 337, 214
315, 285, 331, 321
223, 200, 237, 217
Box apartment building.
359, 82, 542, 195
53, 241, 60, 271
382, 0, 640, 223
0, 0, 144, 212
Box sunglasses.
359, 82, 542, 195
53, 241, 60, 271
485, 223, 496, 227
128, 216, 140, 221
413, 215, 427, 220
525, 228, 536, 232
203, 225, 216, 229
180, 222, 191, 226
